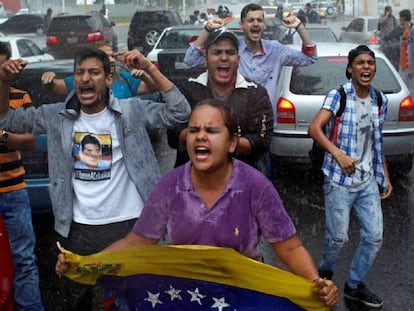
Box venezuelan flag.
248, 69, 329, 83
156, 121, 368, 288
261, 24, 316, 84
59, 245, 329, 311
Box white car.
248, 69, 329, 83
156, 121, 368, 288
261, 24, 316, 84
147, 25, 203, 64
0, 36, 54, 63
339, 16, 380, 47
272, 43, 414, 173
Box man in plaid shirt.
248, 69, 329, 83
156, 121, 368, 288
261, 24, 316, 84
308, 45, 393, 309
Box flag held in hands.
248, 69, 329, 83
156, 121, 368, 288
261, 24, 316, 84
59, 244, 329, 310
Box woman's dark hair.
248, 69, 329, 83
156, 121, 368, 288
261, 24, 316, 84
192, 100, 239, 138
74, 48, 111, 76
240, 3, 263, 21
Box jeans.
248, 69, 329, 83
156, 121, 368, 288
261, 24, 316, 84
0, 189, 44, 311
319, 177, 383, 288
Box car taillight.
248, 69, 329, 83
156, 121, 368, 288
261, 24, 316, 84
368, 36, 379, 44
46, 36, 58, 44
399, 96, 414, 121
87, 32, 102, 42
276, 97, 295, 124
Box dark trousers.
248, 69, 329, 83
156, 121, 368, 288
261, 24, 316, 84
60, 219, 137, 311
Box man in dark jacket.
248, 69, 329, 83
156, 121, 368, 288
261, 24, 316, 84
167, 28, 273, 174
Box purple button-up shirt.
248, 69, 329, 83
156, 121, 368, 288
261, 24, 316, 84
133, 159, 296, 261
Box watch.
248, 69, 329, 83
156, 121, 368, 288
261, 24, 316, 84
1, 129, 8, 143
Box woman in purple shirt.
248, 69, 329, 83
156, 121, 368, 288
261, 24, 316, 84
56, 100, 339, 307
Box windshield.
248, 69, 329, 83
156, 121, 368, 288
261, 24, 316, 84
158, 28, 202, 49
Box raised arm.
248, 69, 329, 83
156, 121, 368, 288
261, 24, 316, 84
0, 59, 27, 115
41, 71, 70, 95
117, 49, 173, 92
282, 13, 315, 53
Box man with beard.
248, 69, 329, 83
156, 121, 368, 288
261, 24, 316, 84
168, 28, 273, 174
0, 48, 190, 310
184, 3, 317, 109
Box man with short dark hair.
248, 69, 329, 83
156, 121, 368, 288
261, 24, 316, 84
168, 28, 273, 174
308, 45, 392, 308
0, 47, 190, 310
184, 3, 317, 113
378, 5, 397, 40
304, 2, 320, 24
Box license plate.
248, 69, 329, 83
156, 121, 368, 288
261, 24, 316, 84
67, 37, 78, 43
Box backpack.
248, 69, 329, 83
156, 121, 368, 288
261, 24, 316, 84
308, 86, 383, 178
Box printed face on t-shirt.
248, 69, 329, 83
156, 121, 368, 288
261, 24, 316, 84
72, 132, 113, 181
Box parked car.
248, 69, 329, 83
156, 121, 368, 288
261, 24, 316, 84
311, 1, 337, 19
46, 12, 118, 59
147, 25, 203, 65
339, 16, 380, 47
146, 25, 205, 85
273, 23, 338, 44
127, 9, 183, 55
0, 13, 44, 36
272, 43, 414, 173
0, 36, 54, 63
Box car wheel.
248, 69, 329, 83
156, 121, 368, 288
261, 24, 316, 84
326, 7, 334, 15
144, 29, 160, 48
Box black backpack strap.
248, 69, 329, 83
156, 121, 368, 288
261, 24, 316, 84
336, 85, 346, 117
373, 88, 383, 110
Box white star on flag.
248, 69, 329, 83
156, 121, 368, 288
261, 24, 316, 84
165, 285, 182, 301
211, 297, 231, 310
187, 287, 206, 305
145, 291, 162, 308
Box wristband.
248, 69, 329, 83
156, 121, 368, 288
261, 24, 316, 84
295, 22, 303, 30
204, 25, 213, 33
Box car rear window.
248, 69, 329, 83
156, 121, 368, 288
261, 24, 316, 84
50, 16, 96, 32
158, 28, 202, 49
290, 56, 401, 95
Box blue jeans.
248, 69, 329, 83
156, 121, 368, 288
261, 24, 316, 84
0, 189, 44, 311
319, 177, 383, 288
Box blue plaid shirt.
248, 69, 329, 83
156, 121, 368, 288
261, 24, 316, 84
321, 81, 389, 190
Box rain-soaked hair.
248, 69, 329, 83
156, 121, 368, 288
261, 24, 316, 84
74, 48, 111, 76
240, 3, 264, 21
191, 100, 239, 138
0, 42, 11, 60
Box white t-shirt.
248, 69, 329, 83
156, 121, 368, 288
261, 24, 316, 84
72, 107, 144, 224
351, 95, 374, 190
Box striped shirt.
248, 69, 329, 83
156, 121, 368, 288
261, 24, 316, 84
0, 88, 32, 193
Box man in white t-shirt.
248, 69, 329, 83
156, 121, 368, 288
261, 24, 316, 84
0, 48, 190, 310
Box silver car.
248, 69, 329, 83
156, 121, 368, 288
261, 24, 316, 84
339, 16, 380, 47
272, 43, 414, 172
